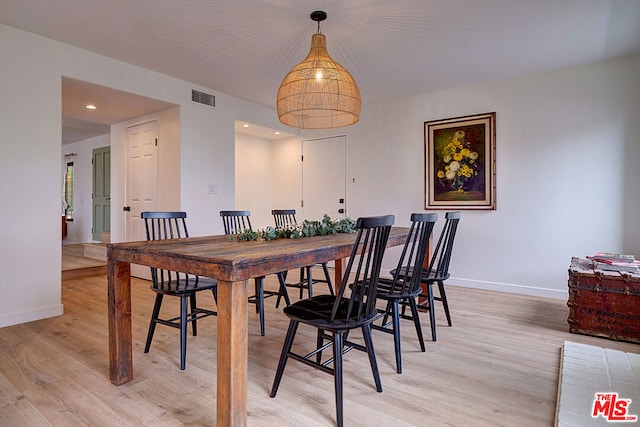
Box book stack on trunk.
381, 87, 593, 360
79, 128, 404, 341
586, 252, 640, 273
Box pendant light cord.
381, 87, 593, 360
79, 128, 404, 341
311, 10, 326, 34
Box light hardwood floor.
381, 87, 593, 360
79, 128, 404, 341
61, 244, 106, 280
1, 266, 639, 426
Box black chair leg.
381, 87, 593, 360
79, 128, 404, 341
381, 300, 393, 328
408, 298, 427, 352
332, 332, 344, 427
180, 295, 188, 370
438, 281, 452, 326
299, 267, 305, 299
145, 294, 163, 353
407, 297, 426, 352
427, 284, 437, 341
256, 277, 265, 336
189, 293, 198, 336
316, 328, 325, 364
361, 324, 382, 392
320, 262, 335, 296
253, 279, 261, 314
390, 300, 402, 374
305, 266, 313, 298
275, 272, 291, 308
270, 320, 299, 398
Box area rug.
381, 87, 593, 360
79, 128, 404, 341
556, 341, 640, 426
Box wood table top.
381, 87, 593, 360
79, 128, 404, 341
108, 226, 410, 282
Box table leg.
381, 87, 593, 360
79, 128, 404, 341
108, 259, 133, 385
216, 279, 249, 427
334, 258, 343, 287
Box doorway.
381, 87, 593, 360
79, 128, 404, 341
301, 136, 347, 221
61, 77, 178, 276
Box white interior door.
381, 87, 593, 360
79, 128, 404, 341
302, 136, 347, 221
125, 121, 158, 279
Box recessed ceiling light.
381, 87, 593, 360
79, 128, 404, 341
242, 123, 249, 128
275, 131, 281, 135
85, 104, 97, 110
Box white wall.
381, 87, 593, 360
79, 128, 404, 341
234, 133, 273, 229
234, 135, 302, 230
341, 53, 640, 298
62, 134, 110, 243
156, 107, 182, 213
2, 26, 65, 326
271, 137, 302, 213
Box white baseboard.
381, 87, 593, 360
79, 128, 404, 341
448, 278, 567, 300
0, 304, 64, 328
378, 269, 567, 300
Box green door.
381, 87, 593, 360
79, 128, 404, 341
92, 146, 111, 241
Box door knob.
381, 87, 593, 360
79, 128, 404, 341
123, 206, 131, 212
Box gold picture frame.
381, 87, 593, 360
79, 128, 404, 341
425, 112, 496, 210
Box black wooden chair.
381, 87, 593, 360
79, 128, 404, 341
220, 209, 253, 235
416, 211, 461, 341
270, 215, 394, 427
391, 211, 461, 341
372, 213, 437, 374
219, 210, 290, 336
271, 209, 334, 301
141, 211, 218, 370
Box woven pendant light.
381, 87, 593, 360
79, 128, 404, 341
277, 11, 361, 129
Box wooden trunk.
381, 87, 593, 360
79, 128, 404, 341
567, 257, 640, 344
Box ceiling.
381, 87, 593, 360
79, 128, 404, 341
2, 0, 640, 143
61, 78, 177, 144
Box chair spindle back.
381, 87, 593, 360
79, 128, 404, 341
390, 213, 438, 295
220, 210, 252, 234
427, 211, 461, 280
272, 209, 297, 228
141, 211, 194, 289
331, 215, 394, 323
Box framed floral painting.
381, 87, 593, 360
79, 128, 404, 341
425, 112, 496, 210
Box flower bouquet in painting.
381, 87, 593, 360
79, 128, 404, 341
436, 129, 481, 194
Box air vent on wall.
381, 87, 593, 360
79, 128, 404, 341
192, 89, 215, 107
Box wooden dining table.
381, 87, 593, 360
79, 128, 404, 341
107, 227, 410, 426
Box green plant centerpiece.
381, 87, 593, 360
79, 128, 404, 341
231, 214, 356, 241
